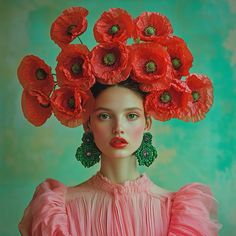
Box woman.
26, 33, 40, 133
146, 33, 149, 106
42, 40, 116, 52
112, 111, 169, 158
17, 7, 221, 235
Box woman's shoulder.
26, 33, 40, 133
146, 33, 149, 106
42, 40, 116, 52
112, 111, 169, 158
150, 180, 219, 204
171, 182, 219, 213
18, 178, 91, 236
168, 182, 222, 235
18, 178, 69, 235
35, 178, 67, 194
21, 177, 93, 205
149, 180, 222, 235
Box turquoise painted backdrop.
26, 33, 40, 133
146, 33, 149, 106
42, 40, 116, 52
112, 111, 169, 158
0, 0, 235, 235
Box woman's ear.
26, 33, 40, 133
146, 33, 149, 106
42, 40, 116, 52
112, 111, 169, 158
145, 116, 152, 131
83, 119, 91, 132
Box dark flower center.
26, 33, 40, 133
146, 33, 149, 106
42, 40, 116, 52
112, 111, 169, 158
67, 97, 75, 109
172, 58, 182, 70
135, 37, 141, 43
103, 53, 116, 66
35, 68, 47, 80
40, 102, 50, 108
145, 61, 157, 73
108, 25, 120, 35
71, 62, 83, 75
160, 91, 172, 103
192, 91, 200, 102
144, 26, 156, 36
67, 24, 77, 35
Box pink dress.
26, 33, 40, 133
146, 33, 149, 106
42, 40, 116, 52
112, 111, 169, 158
18, 171, 221, 236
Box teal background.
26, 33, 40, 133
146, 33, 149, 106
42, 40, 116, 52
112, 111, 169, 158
0, 0, 235, 235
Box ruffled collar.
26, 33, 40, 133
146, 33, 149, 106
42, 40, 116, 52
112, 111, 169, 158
88, 171, 153, 195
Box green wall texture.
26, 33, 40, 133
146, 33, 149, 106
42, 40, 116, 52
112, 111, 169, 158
0, 0, 235, 235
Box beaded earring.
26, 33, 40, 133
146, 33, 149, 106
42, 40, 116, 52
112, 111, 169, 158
134, 132, 158, 167
75, 132, 101, 168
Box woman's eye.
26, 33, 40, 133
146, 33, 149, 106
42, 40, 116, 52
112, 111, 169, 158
98, 113, 110, 120
127, 113, 139, 120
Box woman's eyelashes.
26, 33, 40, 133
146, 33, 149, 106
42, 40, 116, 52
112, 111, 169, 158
97, 113, 110, 120
127, 113, 139, 120
97, 112, 140, 121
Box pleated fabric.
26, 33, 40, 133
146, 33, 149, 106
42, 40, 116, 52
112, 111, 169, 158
18, 172, 221, 236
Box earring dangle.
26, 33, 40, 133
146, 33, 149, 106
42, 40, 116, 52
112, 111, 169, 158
134, 132, 158, 167
75, 132, 101, 168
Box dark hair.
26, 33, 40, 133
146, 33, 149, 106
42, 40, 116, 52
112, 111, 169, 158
90, 77, 147, 99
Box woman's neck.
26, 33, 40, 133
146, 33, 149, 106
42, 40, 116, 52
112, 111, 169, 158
99, 154, 141, 184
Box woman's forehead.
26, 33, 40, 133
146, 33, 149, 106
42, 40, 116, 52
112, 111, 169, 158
93, 86, 144, 110
94, 106, 143, 112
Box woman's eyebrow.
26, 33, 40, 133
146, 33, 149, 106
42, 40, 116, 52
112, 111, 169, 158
94, 107, 143, 112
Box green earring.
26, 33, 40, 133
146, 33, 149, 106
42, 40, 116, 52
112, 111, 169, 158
134, 132, 158, 167
75, 132, 101, 168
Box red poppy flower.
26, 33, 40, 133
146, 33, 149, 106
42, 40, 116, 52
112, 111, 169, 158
157, 36, 193, 79
90, 42, 132, 84
178, 74, 213, 122
17, 55, 54, 96
134, 12, 173, 42
144, 79, 191, 121
56, 44, 95, 91
51, 87, 94, 127
93, 8, 134, 43
21, 90, 52, 126
130, 42, 173, 92
50, 7, 88, 48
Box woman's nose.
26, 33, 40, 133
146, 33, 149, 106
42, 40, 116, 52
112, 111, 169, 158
112, 119, 124, 135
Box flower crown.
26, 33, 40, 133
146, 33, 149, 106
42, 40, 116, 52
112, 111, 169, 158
17, 7, 213, 127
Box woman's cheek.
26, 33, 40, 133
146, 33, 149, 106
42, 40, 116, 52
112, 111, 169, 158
129, 125, 145, 141
92, 123, 111, 144
93, 127, 107, 143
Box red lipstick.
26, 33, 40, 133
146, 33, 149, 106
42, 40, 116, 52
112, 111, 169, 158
110, 137, 128, 149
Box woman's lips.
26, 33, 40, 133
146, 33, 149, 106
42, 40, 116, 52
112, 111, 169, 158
110, 137, 128, 149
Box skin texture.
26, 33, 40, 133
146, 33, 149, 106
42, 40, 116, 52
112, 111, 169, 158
85, 85, 152, 183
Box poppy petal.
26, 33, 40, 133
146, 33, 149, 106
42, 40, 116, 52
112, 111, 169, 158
51, 87, 94, 127
144, 79, 191, 121
21, 90, 52, 126
178, 74, 213, 122
50, 7, 88, 48
93, 8, 134, 43
130, 42, 173, 92
56, 44, 95, 90
134, 12, 173, 42
17, 55, 54, 96
91, 42, 131, 84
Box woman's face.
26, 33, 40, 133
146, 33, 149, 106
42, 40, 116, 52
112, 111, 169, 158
88, 86, 151, 159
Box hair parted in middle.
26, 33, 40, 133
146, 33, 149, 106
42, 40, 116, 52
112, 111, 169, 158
90, 77, 148, 99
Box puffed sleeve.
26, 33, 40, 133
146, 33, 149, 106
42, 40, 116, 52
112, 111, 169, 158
18, 179, 71, 236
168, 183, 222, 236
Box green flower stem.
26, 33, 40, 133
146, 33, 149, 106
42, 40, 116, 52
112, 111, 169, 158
77, 36, 83, 45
